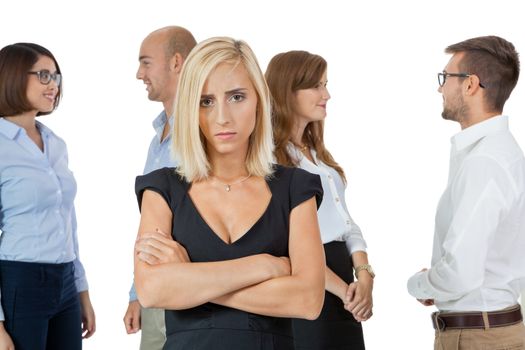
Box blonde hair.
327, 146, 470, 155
172, 37, 274, 182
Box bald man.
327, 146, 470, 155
123, 26, 196, 350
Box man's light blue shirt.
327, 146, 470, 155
0, 118, 88, 320
129, 111, 177, 301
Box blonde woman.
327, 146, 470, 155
133, 37, 325, 349
266, 51, 373, 349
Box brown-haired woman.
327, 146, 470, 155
0, 43, 95, 349
266, 50, 372, 349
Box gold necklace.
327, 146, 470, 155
211, 174, 251, 192
292, 142, 308, 152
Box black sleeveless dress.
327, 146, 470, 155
135, 165, 323, 350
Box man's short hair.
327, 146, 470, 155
446, 35, 520, 113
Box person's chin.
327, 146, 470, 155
39, 103, 54, 113
315, 113, 327, 121
441, 111, 455, 121
147, 91, 160, 101
211, 143, 237, 155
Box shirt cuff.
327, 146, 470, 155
73, 258, 88, 292
345, 237, 367, 255
407, 270, 433, 299
129, 283, 138, 302
75, 277, 89, 293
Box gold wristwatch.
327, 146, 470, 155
354, 264, 375, 279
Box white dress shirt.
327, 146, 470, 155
289, 145, 367, 254
407, 115, 525, 312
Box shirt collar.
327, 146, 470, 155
0, 117, 54, 142
35, 120, 52, 138
451, 115, 508, 151
0, 117, 23, 139
152, 110, 174, 138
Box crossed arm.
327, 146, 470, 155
134, 190, 325, 320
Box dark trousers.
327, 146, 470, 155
0, 260, 82, 350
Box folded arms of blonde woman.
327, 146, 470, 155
134, 190, 291, 310
211, 197, 326, 320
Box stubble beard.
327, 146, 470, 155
148, 88, 161, 102
441, 93, 468, 125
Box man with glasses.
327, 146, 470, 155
407, 36, 525, 349
122, 26, 197, 350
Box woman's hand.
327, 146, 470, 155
0, 322, 15, 350
344, 277, 373, 322
135, 230, 190, 265
79, 291, 96, 339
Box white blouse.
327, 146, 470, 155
289, 145, 367, 254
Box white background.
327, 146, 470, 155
2, 0, 525, 348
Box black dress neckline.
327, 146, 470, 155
185, 189, 273, 246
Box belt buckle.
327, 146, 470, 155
432, 312, 446, 331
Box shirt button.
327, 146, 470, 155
56, 190, 62, 194
327, 175, 332, 180
55, 209, 60, 214
335, 197, 340, 202
155, 158, 160, 163
346, 220, 351, 225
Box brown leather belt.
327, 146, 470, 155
431, 305, 523, 331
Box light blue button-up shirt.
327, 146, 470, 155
0, 118, 88, 320
129, 111, 177, 301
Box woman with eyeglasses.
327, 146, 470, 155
0, 43, 95, 349
266, 51, 372, 349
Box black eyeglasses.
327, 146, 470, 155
28, 70, 62, 86
438, 71, 485, 88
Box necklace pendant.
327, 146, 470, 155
225, 185, 231, 192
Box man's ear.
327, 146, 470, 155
170, 53, 183, 74
464, 74, 483, 96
